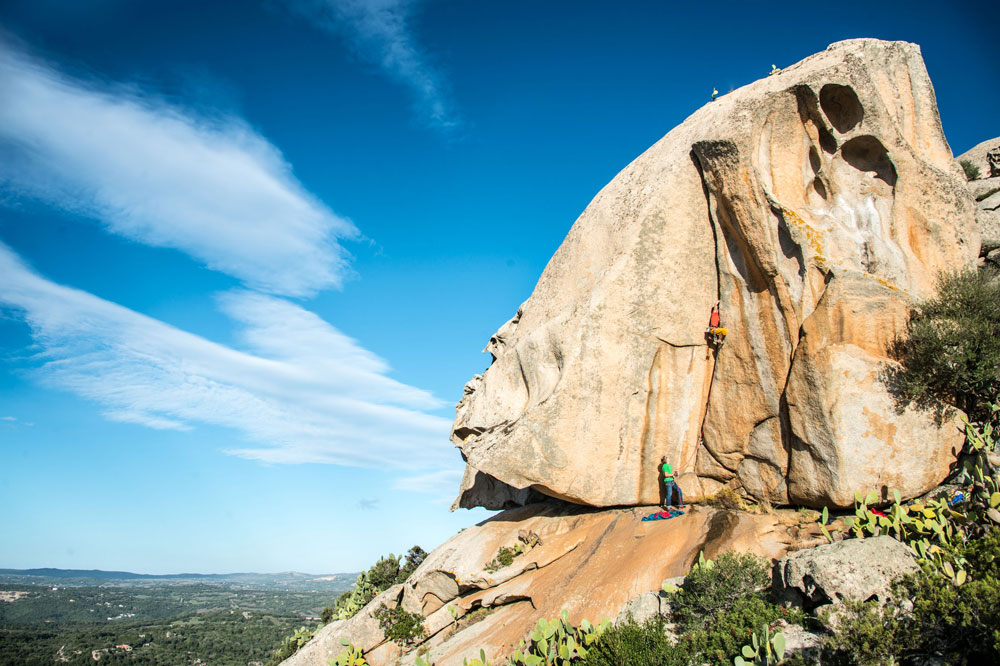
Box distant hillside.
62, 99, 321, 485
0, 568, 357, 592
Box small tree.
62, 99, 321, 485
366, 555, 403, 591
889, 267, 1000, 425
398, 546, 427, 582
320, 606, 335, 624
959, 158, 981, 181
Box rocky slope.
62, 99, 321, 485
452, 38, 978, 511
284, 502, 823, 666
955, 137, 1000, 260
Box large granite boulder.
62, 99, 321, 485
955, 137, 1000, 254
452, 39, 977, 510
775, 536, 919, 610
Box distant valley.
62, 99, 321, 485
0, 567, 357, 592
0, 567, 358, 665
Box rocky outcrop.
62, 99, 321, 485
286, 503, 823, 666
775, 536, 918, 610
956, 137, 1000, 256
452, 39, 977, 511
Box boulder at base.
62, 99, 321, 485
775, 535, 919, 610
452, 39, 976, 510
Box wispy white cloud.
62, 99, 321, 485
393, 468, 462, 493
0, 415, 34, 427
0, 42, 356, 297
0, 242, 455, 468
357, 497, 380, 510
288, 0, 457, 129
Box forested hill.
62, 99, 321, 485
0, 568, 357, 591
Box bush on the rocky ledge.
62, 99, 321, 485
334, 545, 427, 620
374, 603, 426, 647
960, 158, 981, 181
671, 550, 772, 631
816, 531, 1000, 665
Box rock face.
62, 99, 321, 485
956, 137, 1000, 255
775, 536, 919, 609
452, 39, 977, 511
285, 502, 822, 666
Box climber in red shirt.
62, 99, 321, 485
706, 300, 726, 345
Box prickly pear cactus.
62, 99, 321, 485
508, 610, 610, 666
733, 625, 785, 666
328, 640, 368, 666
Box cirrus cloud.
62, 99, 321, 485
0, 41, 357, 297
0, 242, 455, 468
286, 0, 458, 129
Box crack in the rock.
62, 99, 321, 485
652, 336, 705, 349
689, 148, 725, 486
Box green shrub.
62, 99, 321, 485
819, 531, 1000, 665
899, 529, 1000, 664
681, 596, 789, 666
583, 616, 678, 666
671, 550, 771, 631
399, 545, 428, 580
485, 532, 540, 573
587, 551, 793, 666
960, 158, 981, 181
335, 546, 427, 620
373, 603, 426, 647
321, 605, 336, 624
888, 267, 1000, 425
820, 600, 900, 666
485, 545, 519, 573
267, 625, 317, 666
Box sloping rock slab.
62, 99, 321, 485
281, 584, 404, 666
283, 502, 820, 666
401, 502, 807, 666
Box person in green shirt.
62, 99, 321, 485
660, 455, 684, 509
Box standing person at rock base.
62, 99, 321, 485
661, 455, 684, 509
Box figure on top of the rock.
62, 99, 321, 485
660, 455, 684, 509
706, 300, 726, 346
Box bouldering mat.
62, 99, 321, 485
641, 509, 685, 522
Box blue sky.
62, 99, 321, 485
0, 0, 996, 575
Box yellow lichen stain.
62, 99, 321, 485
862, 406, 898, 448
781, 206, 827, 270
873, 276, 900, 292
860, 272, 913, 298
